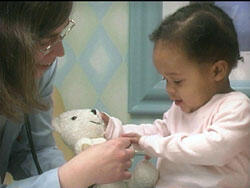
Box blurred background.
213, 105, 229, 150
54, 2, 131, 122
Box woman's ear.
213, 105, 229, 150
211, 60, 229, 81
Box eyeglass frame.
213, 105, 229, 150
39, 19, 76, 56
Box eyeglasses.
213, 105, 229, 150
39, 19, 76, 56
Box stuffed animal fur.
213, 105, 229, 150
52, 109, 159, 188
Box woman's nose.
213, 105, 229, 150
52, 41, 65, 57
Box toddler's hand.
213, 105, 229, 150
121, 133, 141, 145
100, 112, 110, 127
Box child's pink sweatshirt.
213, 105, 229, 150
105, 91, 250, 188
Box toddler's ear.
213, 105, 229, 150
52, 117, 61, 133
212, 60, 229, 81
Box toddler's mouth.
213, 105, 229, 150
174, 100, 183, 106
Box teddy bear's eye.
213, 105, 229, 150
71, 116, 77, 120
91, 109, 97, 115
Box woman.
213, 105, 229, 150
0, 2, 134, 188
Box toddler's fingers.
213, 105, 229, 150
121, 133, 138, 137
127, 137, 139, 144
100, 112, 109, 125
116, 137, 133, 149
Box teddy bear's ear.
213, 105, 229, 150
52, 117, 61, 133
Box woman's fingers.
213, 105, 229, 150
144, 154, 151, 160
121, 133, 138, 137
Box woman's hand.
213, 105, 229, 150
58, 137, 134, 188
143, 154, 151, 160
122, 133, 151, 160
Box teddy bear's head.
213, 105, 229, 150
52, 109, 106, 153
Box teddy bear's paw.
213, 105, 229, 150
128, 159, 159, 188
94, 181, 127, 188
75, 137, 107, 154
82, 144, 91, 151
91, 138, 107, 145
81, 138, 106, 151
75, 138, 92, 154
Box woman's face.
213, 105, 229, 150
35, 20, 69, 79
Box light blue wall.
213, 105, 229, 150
55, 2, 132, 123
55, 2, 164, 124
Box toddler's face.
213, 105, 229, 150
153, 41, 217, 113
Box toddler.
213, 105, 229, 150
102, 3, 250, 188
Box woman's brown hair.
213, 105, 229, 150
0, 2, 73, 121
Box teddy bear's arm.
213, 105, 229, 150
75, 138, 92, 154
75, 137, 107, 155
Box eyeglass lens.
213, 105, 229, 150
40, 19, 75, 55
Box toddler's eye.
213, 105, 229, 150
71, 116, 77, 120
174, 80, 182, 84
162, 76, 166, 80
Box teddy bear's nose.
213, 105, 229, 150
91, 109, 97, 115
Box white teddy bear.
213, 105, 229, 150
52, 108, 159, 188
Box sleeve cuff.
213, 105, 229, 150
104, 117, 124, 140
7, 168, 61, 188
